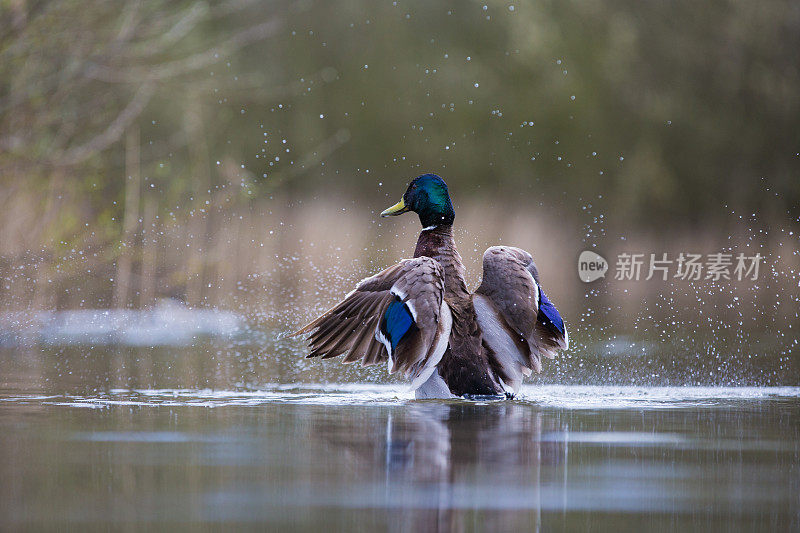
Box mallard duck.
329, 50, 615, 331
295, 174, 568, 398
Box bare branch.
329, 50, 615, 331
113, 1, 143, 45
57, 82, 155, 166
115, 2, 209, 60
264, 129, 352, 192
85, 17, 282, 83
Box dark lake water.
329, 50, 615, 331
2, 381, 799, 531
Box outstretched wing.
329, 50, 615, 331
295, 257, 452, 390
473, 246, 568, 392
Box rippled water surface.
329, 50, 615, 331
2, 382, 799, 531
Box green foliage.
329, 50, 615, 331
1, 0, 798, 309
2, 0, 798, 227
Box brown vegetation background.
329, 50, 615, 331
1, 0, 798, 346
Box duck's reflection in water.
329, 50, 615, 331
316, 402, 565, 532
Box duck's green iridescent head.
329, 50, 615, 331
380, 174, 455, 228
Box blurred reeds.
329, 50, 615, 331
2, 187, 797, 335
0, 0, 798, 339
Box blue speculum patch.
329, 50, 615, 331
538, 290, 565, 334
383, 299, 414, 351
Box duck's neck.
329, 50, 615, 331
413, 225, 469, 300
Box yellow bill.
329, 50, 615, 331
380, 198, 410, 217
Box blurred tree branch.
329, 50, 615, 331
0, 2, 284, 171
1, 0, 798, 312
84, 17, 283, 83
58, 82, 155, 166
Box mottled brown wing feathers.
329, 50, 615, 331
474, 246, 567, 392
294, 257, 451, 385
477, 246, 539, 340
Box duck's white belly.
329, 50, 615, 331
414, 368, 455, 399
